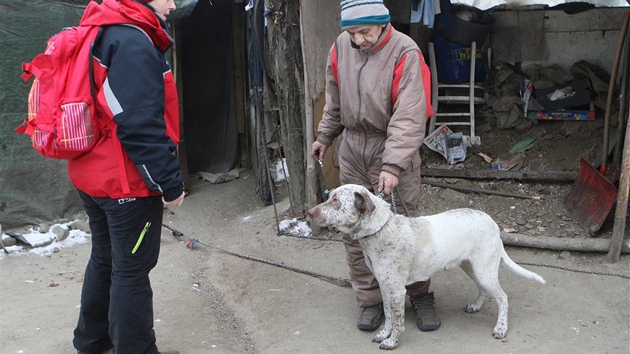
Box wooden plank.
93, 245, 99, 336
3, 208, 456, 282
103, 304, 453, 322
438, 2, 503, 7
423, 180, 540, 199
422, 168, 577, 181
501, 233, 630, 254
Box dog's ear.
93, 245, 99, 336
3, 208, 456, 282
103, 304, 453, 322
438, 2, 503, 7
354, 191, 375, 215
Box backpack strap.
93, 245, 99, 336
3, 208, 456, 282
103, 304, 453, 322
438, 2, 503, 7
15, 55, 55, 135
89, 27, 130, 194
21, 55, 51, 82
89, 42, 97, 108
86, 27, 109, 127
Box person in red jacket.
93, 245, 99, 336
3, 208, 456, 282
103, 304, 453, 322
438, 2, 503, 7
310, 0, 440, 334
70, 1, 182, 353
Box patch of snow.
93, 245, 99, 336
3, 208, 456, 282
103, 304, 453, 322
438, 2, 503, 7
278, 218, 312, 237
0, 221, 90, 260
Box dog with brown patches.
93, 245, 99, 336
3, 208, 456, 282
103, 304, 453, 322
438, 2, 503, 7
308, 184, 545, 350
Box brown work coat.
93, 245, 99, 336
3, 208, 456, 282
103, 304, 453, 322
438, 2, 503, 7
317, 24, 432, 210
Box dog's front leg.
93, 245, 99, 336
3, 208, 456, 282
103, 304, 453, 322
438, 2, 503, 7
373, 288, 406, 350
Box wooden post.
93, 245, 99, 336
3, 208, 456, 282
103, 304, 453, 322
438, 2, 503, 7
602, 11, 630, 175
608, 103, 630, 262
300, 2, 320, 236
607, 15, 630, 262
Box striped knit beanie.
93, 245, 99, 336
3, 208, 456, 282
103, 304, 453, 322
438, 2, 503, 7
340, 0, 390, 30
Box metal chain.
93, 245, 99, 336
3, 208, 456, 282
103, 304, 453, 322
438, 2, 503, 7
377, 190, 396, 213
516, 261, 630, 280
162, 224, 630, 282
278, 233, 630, 280
162, 224, 351, 287
278, 231, 343, 242
391, 190, 396, 213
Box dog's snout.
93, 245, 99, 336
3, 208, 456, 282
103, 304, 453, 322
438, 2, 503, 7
307, 207, 319, 220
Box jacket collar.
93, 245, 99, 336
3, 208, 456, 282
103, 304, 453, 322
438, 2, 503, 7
367, 23, 393, 54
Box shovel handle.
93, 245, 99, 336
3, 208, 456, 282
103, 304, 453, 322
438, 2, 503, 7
602, 11, 630, 173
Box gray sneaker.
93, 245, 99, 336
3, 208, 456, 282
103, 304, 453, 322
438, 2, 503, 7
357, 303, 384, 331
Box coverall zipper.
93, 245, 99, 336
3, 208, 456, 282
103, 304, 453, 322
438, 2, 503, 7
357, 52, 370, 171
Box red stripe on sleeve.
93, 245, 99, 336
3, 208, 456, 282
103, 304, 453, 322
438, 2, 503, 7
392, 54, 406, 106
331, 45, 338, 85
394, 51, 434, 120
420, 54, 434, 119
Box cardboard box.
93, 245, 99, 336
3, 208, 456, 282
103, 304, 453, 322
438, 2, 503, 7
527, 110, 595, 121
534, 79, 591, 110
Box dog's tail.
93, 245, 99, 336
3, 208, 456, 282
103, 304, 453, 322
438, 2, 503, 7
500, 250, 546, 284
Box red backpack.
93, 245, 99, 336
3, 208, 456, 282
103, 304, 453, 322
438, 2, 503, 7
15, 25, 108, 159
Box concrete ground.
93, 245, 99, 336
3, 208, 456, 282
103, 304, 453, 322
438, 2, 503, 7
1, 170, 629, 353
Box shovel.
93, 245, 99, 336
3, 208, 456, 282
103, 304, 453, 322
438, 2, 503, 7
564, 158, 618, 235
565, 12, 629, 235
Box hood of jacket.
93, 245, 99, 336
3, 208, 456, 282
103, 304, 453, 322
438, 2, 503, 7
79, 0, 173, 51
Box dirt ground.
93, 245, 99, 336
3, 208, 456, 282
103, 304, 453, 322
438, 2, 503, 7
1, 118, 630, 353
420, 116, 627, 240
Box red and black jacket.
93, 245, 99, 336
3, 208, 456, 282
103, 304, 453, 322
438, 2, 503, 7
67, 0, 183, 202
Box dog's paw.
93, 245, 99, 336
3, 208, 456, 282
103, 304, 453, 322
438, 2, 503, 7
372, 329, 390, 343
378, 337, 399, 350
492, 326, 507, 339
464, 304, 480, 313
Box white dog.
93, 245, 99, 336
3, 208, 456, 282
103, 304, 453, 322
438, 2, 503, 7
308, 184, 545, 350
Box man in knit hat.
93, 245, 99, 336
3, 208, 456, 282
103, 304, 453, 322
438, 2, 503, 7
311, 0, 441, 333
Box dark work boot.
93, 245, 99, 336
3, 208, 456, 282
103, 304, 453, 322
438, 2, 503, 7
410, 292, 441, 331
356, 303, 384, 331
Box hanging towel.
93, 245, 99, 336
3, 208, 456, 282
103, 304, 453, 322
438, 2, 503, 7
411, 0, 435, 28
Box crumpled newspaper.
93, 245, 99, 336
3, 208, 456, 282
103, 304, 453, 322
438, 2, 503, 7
446, 132, 467, 164
423, 125, 467, 164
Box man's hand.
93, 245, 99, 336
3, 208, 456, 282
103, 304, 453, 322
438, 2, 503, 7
163, 191, 185, 206
378, 170, 399, 195
311, 141, 328, 162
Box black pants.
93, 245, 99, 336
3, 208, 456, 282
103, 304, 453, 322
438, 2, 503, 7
73, 190, 164, 354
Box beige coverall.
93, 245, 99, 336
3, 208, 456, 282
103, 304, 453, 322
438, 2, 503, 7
316, 24, 433, 306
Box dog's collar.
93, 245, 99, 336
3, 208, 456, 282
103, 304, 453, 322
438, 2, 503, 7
356, 211, 392, 238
